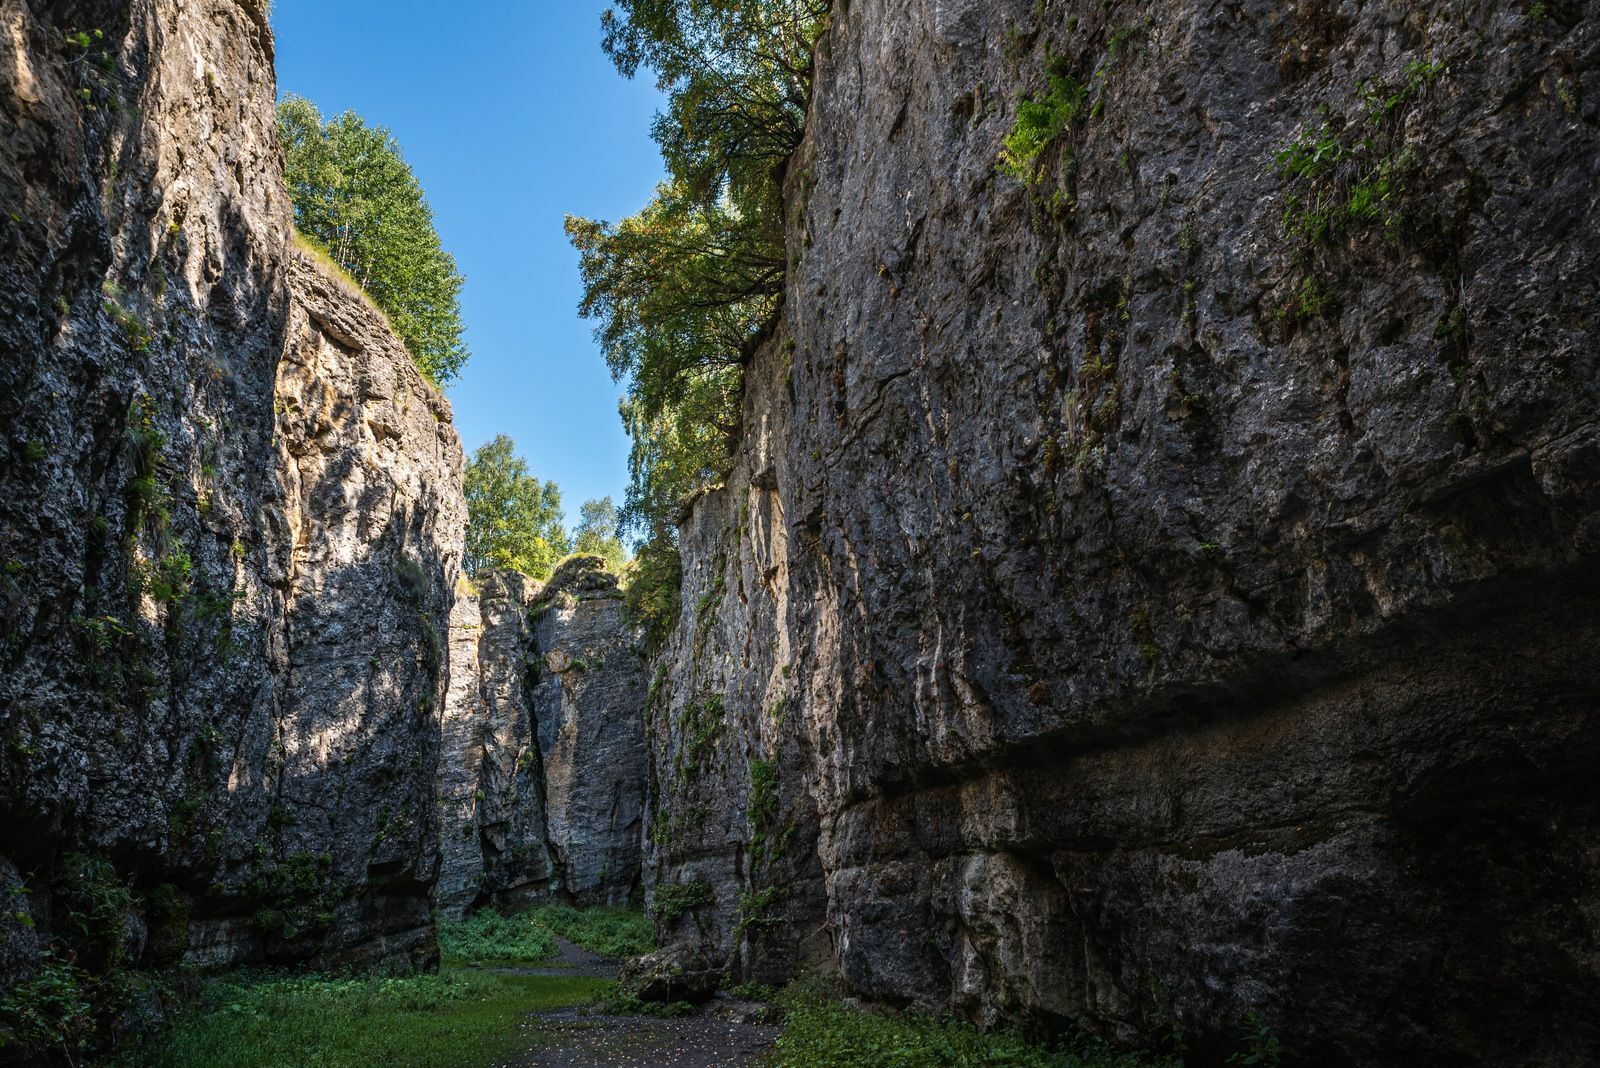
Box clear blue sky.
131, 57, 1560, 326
271, 1, 664, 523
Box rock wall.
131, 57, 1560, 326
528, 559, 650, 905
646, 0, 1600, 1064
434, 557, 648, 918
0, 0, 463, 995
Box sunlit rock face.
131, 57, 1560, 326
432, 558, 649, 918
645, 0, 1600, 1063
0, 0, 463, 976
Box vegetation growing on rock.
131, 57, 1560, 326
462, 434, 571, 579
277, 94, 469, 387
568, 0, 831, 621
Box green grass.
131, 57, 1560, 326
524, 904, 654, 959
437, 903, 653, 965
437, 909, 559, 965
123, 968, 607, 1068
291, 230, 394, 330
767, 981, 1180, 1068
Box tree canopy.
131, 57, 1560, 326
574, 497, 630, 574
462, 436, 570, 579
277, 95, 469, 388
569, 0, 828, 541
570, 0, 829, 639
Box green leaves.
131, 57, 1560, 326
574, 497, 630, 572
572, 1, 828, 560
999, 65, 1089, 185
462, 435, 570, 579
276, 96, 468, 387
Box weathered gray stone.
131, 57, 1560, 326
529, 558, 649, 905
645, 1, 1600, 1064
475, 571, 562, 908
0, 0, 461, 981
619, 942, 721, 1005
432, 558, 648, 914
434, 577, 489, 920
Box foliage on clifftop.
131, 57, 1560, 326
463, 435, 570, 580
277, 95, 468, 387
568, 0, 831, 635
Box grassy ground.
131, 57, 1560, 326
437, 904, 653, 964
520, 904, 654, 959
766, 981, 1184, 1068
122, 968, 608, 1068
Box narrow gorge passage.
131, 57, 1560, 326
2, 0, 1598, 1066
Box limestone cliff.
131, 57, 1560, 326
435, 557, 648, 919
645, 1, 1600, 1064
0, 0, 462, 998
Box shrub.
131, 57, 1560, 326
649, 880, 714, 921
436, 909, 557, 965
525, 904, 654, 959
55, 854, 133, 969
0, 956, 94, 1060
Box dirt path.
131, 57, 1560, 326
482, 937, 623, 979
503, 1005, 780, 1067
486, 940, 781, 1067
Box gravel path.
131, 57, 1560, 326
502, 1005, 780, 1067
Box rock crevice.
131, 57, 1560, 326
435, 557, 649, 919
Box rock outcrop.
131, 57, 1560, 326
645, 1, 1600, 1064
529, 559, 650, 905
0, 0, 462, 1001
434, 557, 648, 918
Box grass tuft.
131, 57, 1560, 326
121, 969, 607, 1068
767, 978, 1181, 1068
436, 903, 654, 965
291, 230, 394, 329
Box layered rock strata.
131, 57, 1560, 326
644, 1, 1600, 1064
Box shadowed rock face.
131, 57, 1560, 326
434, 558, 648, 917
0, 0, 463, 978
529, 560, 650, 905
645, 0, 1600, 1064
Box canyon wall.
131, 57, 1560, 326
0, 0, 462, 995
435, 557, 648, 919
646, 0, 1600, 1064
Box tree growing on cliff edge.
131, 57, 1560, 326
463, 436, 570, 579
569, 0, 829, 638
277, 95, 469, 388
575, 497, 630, 574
